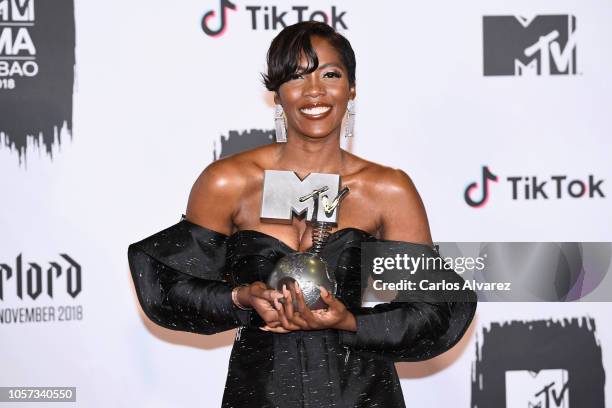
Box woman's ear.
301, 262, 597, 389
349, 86, 356, 101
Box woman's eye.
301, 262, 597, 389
289, 73, 303, 80
324, 71, 342, 78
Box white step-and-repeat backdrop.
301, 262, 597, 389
1, 0, 611, 406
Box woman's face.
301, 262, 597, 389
276, 36, 355, 141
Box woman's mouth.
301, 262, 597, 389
299, 105, 332, 118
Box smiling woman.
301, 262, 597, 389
128, 21, 477, 408
273, 36, 354, 139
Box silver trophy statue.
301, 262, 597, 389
267, 185, 350, 310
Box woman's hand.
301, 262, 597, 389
238, 281, 284, 328
261, 282, 357, 333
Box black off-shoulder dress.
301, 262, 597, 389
128, 217, 477, 408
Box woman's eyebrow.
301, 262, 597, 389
296, 62, 344, 72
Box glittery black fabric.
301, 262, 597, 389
128, 219, 477, 407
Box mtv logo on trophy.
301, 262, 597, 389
482, 15, 577, 76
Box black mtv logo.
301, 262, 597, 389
506, 369, 569, 408
483, 15, 577, 76
471, 318, 605, 407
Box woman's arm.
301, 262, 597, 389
129, 160, 283, 334
186, 161, 284, 326
128, 161, 257, 335
377, 169, 432, 245
128, 218, 255, 335
336, 168, 477, 362
185, 159, 244, 235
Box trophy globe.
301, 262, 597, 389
267, 186, 349, 310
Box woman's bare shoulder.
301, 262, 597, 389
185, 146, 272, 233
343, 151, 416, 193
193, 144, 275, 190
343, 151, 431, 243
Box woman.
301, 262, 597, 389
129, 21, 476, 407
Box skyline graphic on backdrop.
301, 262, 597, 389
0, 0, 76, 166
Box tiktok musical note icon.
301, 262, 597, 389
464, 166, 498, 208
201, 0, 237, 37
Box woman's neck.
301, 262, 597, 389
275, 134, 346, 176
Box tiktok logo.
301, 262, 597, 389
201, 0, 237, 37
464, 166, 605, 207
464, 166, 498, 208
201, 2, 348, 37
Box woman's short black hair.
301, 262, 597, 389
263, 21, 356, 92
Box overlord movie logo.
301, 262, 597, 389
0, 0, 76, 165
464, 166, 605, 208
483, 15, 577, 76
201, 0, 348, 37
0, 253, 84, 326
0, 253, 82, 300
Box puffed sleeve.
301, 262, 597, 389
338, 241, 477, 362
127, 216, 258, 335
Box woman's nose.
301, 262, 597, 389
302, 76, 325, 97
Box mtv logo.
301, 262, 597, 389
505, 369, 569, 408
483, 15, 577, 76
261, 170, 341, 224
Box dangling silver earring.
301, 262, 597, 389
274, 104, 287, 143
344, 100, 355, 138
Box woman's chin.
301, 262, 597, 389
293, 127, 340, 141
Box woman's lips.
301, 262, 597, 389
299, 105, 332, 119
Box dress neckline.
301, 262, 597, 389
228, 227, 376, 253
181, 217, 437, 252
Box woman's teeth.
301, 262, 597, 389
300, 106, 331, 115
